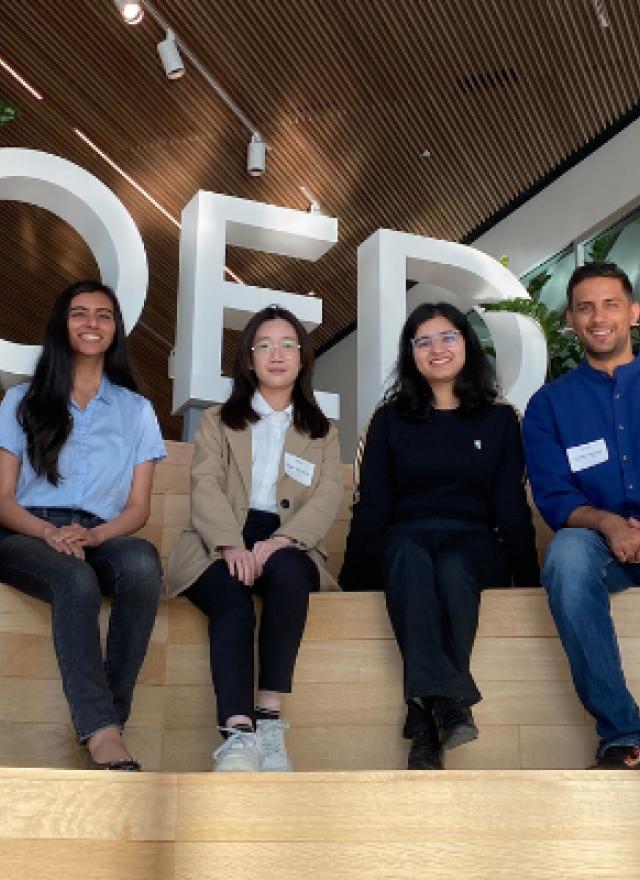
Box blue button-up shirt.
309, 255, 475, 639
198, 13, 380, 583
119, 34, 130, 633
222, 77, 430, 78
523, 356, 640, 532
0, 378, 166, 521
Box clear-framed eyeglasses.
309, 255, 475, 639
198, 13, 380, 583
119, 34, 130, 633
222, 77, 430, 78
411, 329, 462, 351
251, 340, 301, 357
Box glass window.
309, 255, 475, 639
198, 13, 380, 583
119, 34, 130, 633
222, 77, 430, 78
583, 206, 640, 297
467, 308, 495, 363
520, 247, 576, 312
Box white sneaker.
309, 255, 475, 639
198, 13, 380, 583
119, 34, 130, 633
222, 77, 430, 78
213, 729, 264, 772
256, 719, 293, 772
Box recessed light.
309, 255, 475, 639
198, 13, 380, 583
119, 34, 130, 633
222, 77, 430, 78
114, 1, 144, 25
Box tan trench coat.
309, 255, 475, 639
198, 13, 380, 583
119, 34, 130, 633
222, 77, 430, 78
165, 405, 343, 597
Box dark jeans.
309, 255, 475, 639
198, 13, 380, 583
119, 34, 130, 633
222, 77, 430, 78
383, 517, 510, 735
185, 509, 319, 726
0, 508, 162, 741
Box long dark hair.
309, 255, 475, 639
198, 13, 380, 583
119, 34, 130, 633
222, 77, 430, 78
220, 305, 330, 438
385, 301, 498, 419
17, 280, 138, 485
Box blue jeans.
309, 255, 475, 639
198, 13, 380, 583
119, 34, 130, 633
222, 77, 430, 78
542, 528, 640, 756
0, 508, 162, 741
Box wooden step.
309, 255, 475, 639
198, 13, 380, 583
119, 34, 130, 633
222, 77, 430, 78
1, 767, 639, 879
2, 588, 640, 771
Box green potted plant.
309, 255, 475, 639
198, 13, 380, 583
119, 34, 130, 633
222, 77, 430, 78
482, 255, 582, 381
0, 98, 19, 126
482, 297, 583, 381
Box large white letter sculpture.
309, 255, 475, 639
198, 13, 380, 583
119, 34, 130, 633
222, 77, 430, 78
357, 229, 547, 434
0, 148, 148, 387
173, 192, 339, 418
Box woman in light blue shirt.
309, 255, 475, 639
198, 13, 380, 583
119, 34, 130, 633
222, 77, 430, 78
0, 280, 165, 771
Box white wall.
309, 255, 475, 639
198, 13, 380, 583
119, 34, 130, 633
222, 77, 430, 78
313, 331, 358, 462
317, 117, 640, 462
474, 117, 640, 275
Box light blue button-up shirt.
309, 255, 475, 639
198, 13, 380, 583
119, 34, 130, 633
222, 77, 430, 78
0, 378, 166, 521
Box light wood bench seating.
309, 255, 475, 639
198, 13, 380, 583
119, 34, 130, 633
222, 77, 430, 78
5, 769, 640, 880
3, 767, 640, 880
0, 440, 638, 771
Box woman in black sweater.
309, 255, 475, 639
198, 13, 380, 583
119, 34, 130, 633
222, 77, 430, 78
339, 302, 539, 770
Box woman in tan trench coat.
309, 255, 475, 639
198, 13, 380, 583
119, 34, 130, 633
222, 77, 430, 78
167, 305, 343, 773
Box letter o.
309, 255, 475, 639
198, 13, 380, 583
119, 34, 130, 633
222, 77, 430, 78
0, 148, 148, 380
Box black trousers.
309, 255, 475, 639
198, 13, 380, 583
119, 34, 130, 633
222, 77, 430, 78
185, 509, 319, 725
383, 517, 511, 735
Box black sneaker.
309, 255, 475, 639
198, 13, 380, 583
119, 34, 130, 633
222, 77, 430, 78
407, 730, 444, 770
433, 697, 479, 750
592, 746, 640, 770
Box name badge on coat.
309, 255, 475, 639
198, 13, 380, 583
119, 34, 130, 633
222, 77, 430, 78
566, 438, 608, 473
284, 452, 315, 486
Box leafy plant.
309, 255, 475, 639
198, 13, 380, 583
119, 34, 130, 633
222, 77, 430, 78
482, 298, 583, 381
0, 98, 19, 126
526, 270, 552, 301
587, 231, 620, 263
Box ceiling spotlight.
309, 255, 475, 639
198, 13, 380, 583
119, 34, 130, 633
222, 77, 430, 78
300, 185, 323, 214
114, 1, 144, 25
247, 132, 266, 176
157, 30, 185, 80
592, 0, 609, 28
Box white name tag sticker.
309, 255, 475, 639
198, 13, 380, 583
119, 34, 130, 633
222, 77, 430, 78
566, 438, 608, 473
284, 452, 316, 486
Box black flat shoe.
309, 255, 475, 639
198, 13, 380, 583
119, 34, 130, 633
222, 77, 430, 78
433, 697, 479, 750
590, 746, 640, 770
407, 730, 444, 770
88, 757, 142, 772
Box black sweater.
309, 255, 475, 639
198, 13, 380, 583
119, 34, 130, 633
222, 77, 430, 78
339, 402, 540, 589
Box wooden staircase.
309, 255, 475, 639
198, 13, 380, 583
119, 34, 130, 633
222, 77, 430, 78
2, 441, 640, 877
3, 587, 640, 771
1, 767, 639, 879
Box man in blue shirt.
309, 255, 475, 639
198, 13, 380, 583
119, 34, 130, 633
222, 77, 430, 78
524, 261, 640, 769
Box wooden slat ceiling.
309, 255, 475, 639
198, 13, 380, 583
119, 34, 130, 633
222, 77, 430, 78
1, 0, 640, 438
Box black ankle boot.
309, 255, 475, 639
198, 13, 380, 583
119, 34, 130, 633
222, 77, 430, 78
433, 697, 478, 750
407, 725, 443, 770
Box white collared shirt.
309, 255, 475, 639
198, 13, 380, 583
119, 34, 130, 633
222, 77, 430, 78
249, 391, 292, 513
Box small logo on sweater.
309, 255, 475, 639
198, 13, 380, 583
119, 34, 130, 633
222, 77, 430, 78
474, 439, 482, 450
